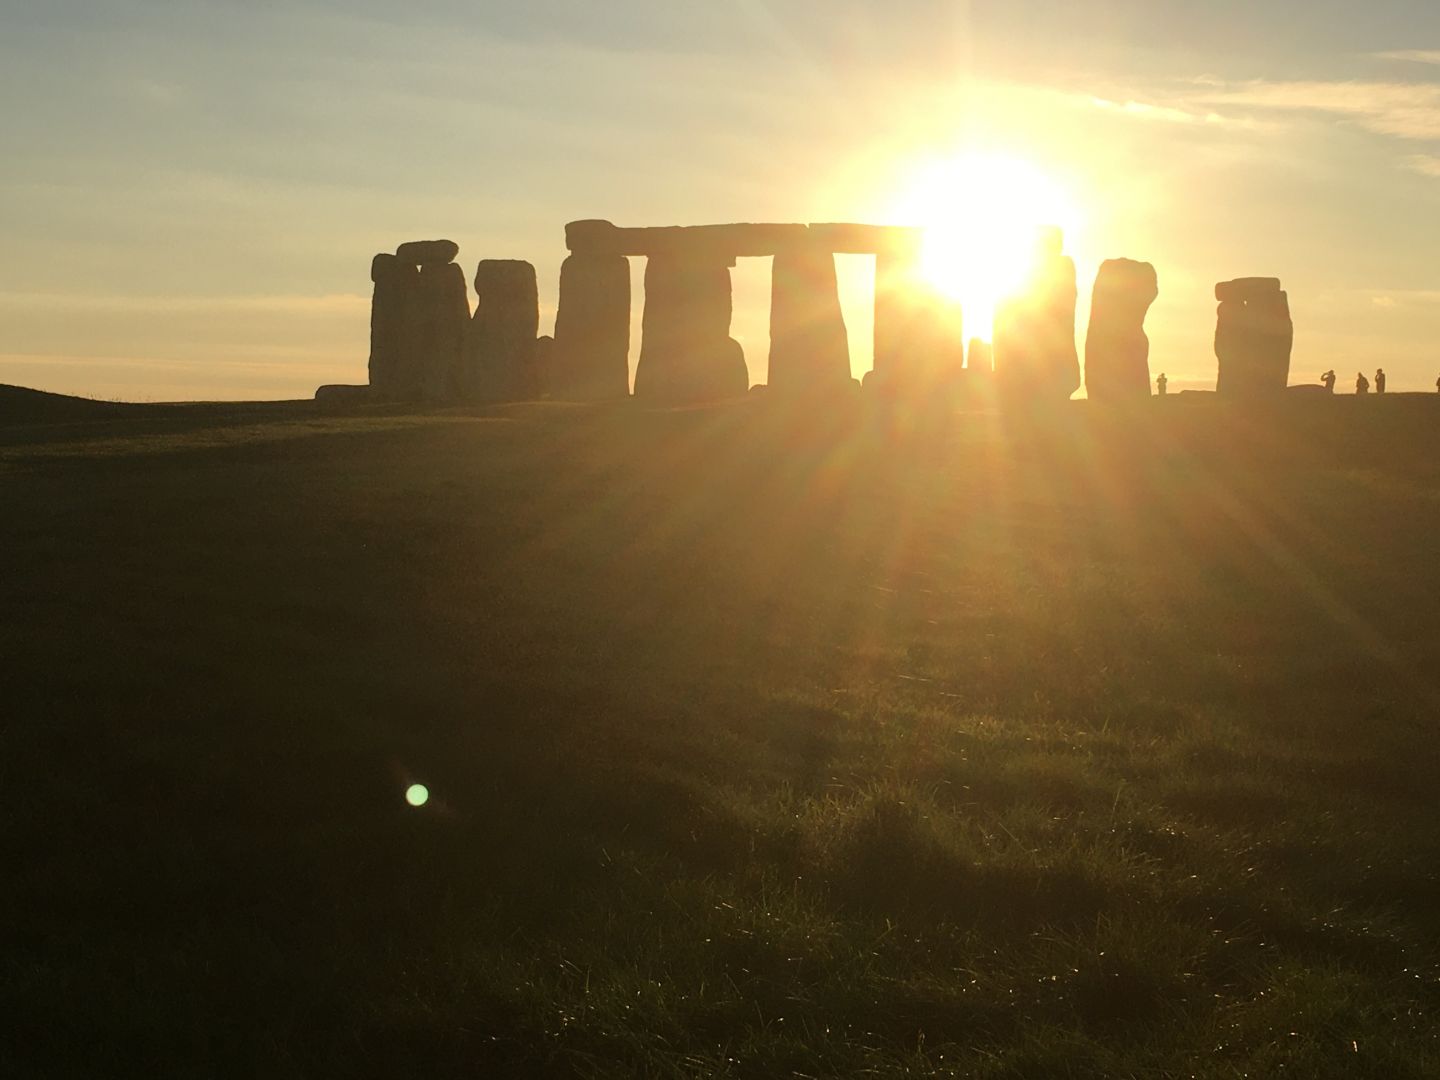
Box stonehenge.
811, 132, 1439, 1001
1214, 277, 1292, 398
465, 259, 540, 401
994, 228, 1080, 408
1084, 259, 1158, 404
362, 222, 1201, 413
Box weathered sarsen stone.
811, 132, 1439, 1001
1214, 277, 1292, 397
368, 253, 416, 398
634, 253, 747, 402
994, 228, 1079, 408
552, 240, 630, 400
768, 242, 851, 394
464, 259, 539, 401
1084, 258, 1158, 404
870, 237, 964, 399
414, 262, 469, 402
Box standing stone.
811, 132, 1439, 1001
994, 229, 1079, 408
1214, 277, 1292, 398
395, 239, 460, 266
532, 335, 555, 399
872, 243, 963, 399
967, 338, 993, 376
369, 253, 416, 399
413, 263, 469, 402
1084, 259, 1158, 404
552, 253, 631, 400
768, 243, 850, 394
634, 253, 746, 402
464, 259, 539, 402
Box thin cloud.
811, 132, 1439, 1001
1372, 50, 1440, 66
1194, 80, 1440, 141
1087, 96, 1226, 125
1404, 154, 1440, 177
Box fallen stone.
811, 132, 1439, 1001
395, 239, 460, 266
314, 384, 371, 403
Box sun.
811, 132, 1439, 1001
886, 150, 1083, 342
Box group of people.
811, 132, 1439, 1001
1145, 369, 1439, 396
1321, 368, 1394, 394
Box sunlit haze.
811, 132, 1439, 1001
887, 150, 1084, 339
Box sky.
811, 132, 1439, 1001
3, 0, 1440, 400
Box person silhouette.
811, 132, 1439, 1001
1376, 368, 1386, 394
1321, 369, 1336, 393
1156, 372, 1168, 395
1356, 372, 1370, 395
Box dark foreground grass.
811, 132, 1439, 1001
3, 392, 1440, 1077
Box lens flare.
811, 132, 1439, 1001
405, 783, 430, 807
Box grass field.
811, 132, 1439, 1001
4, 387, 1440, 1077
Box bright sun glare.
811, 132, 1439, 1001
887, 151, 1082, 342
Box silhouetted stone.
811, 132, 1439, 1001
768, 244, 850, 395
314, 384, 370, 403
368, 253, 416, 398
1214, 277, 1292, 398
553, 253, 630, 400
463, 259, 539, 402
872, 242, 962, 397
568, 220, 810, 259
411, 262, 469, 402
967, 338, 993, 376
1214, 277, 1280, 304
994, 234, 1079, 408
1084, 258, 1158, 404
395, 239, 460, 266
807, 223, 923, 254
634, 253, 743, 402
532, 335, 555, 398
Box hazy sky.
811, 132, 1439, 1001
4, 0, 1440, 399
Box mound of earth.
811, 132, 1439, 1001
0, 384, 137, 424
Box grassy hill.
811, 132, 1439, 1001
4, 392, 1440, 1077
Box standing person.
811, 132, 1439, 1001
1376, 368, 1387, 394
1322, 369, 1336, 393
1356, 372, 1370, 395
1156, 372, 1168, 396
